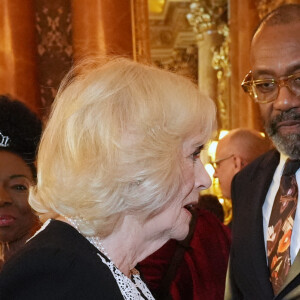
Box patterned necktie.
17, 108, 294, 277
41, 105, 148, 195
267, 159, 300, 295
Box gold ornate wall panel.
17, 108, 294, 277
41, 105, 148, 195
0, 0, 40, 115
147, 0, 231, 130
34, 0, 73, 118
148, 1, 198, 81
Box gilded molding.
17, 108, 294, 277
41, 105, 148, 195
186, 0, 227, 40
153, 45, 198, 81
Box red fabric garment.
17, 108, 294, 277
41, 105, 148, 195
138, 209, 231, 300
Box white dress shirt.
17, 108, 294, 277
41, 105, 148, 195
263, 153, 300, 265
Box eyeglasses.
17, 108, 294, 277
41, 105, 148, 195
211, 154, 234, 169
241, 71, 300, 104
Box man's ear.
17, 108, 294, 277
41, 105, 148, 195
233, 155, 245, 173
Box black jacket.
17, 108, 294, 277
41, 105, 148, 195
0, 219, 124, 300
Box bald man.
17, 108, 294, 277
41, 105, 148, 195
213, 128, 271, 199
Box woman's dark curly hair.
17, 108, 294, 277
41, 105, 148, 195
0, 95, 42, 178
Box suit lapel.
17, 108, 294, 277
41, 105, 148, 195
248, 150, 280, 298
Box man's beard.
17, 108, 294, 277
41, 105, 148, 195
265, 110, 300, 159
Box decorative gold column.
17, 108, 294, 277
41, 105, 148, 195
229, 0, 262, 130
131, 0, 151, 63
0, 0, 40, 114
187, 0, 229, 130
71, 0, 134, 61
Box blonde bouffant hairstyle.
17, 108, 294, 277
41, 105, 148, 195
30, 57, 216, 237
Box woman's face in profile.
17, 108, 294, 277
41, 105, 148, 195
147, 132, 211, 242
0, 151, 37, 243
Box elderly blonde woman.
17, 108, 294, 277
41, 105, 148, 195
0, 58, 215, 299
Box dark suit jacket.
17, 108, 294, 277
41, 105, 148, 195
225, 149, 300, 300
0, 220, 124, 300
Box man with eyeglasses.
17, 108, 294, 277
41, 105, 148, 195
225, 4, 300, 300
213, 128, 271, 200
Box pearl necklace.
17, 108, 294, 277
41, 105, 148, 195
64, 217, 155, 300
65, 217, 113, 260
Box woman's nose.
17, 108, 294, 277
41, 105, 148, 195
195, 161, 212, 190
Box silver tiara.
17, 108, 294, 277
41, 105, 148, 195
0, 131, 10, 147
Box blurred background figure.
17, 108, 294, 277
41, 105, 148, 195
0, 95, 42, 271
0, 58, 216, 299
213, 128, 272, 199
198, 193, 224, 223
